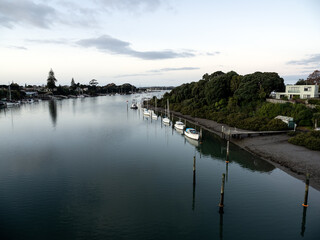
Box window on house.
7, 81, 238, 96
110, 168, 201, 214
304, 87, 311, 91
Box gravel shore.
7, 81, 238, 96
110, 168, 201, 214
168, 110, 320, 190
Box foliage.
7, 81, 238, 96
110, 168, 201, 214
308, 99, 320, 105
295, 79, 306, 85
289, 131, 320, 151
47, 69, 57, 90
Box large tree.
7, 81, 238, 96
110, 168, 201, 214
47, 69, 57, 90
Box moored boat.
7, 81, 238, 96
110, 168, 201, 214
184, 128, 199, 140
174, 121, 185, 130
150, 110, 158, 120
143, 108, 151, 116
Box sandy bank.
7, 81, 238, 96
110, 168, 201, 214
165, 110, 320, 190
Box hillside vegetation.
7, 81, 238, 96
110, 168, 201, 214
153, 71, 319, 132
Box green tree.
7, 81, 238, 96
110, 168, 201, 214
47, 69, 57, 90
295, 79, 306, 85
71, 78, 76, 87
89, 79, 98, 86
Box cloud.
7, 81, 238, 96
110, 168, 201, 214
8, 46, 28, 50
148, 67, 200, 72
206, 51, 221, 56
97, 0, 162, 12
0, 0, 56, 28
76, 35, 196, 60
287, 54, 320, 65
26, 39, 68, 44
115, 73, 160, 78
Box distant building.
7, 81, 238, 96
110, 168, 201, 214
275, 85, 319, 99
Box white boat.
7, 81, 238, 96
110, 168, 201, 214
143, 108, 151, 116
131, 103, 138, 109
184, 128, 199, 140
174, 121, 185, 130
150, 110, 158, 120
162, 99, 171, 124
162, 117, 170, 124
131, 99, 138, 109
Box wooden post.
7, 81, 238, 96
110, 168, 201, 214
193, 156, 196, 172
302, 173, 310, 207
219, 173, 226, 213
226, 140, 230, 163
172, 113, 174, 128
221, 126, 224, 139
200, 128, 203, 140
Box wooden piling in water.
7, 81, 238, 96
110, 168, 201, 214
302, 173, 310, 207
219, 173, 226, 213
193, 156, 196, 172
226, 140, 230, 163
200, 128, 203, 140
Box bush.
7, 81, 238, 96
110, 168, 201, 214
308, 99, 320, 105
288, 131, 320, 151
265, 119, 288, 131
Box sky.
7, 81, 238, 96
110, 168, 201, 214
0, 0, 319, 87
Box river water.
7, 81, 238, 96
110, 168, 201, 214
0, 94, 319, 240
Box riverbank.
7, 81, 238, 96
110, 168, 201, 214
165, 109, 320, 191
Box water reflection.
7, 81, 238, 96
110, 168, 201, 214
195, 132, 275, 173
48, 100, 57, 127
300, 207, 307, 236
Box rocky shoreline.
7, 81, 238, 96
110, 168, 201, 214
166, 110, 320, 191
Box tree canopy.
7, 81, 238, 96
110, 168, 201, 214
47, 69, 57, 90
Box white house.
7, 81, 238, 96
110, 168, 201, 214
276, 85, 319, 100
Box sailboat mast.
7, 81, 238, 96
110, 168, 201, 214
167, 99, 170, 117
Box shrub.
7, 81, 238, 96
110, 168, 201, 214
266, 119, 288, 131
288, 131, 320, 151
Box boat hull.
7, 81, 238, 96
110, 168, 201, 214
184, 128, 199, 140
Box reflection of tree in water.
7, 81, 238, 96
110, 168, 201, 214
196, 132, 275, 173
49, 100, 57, 127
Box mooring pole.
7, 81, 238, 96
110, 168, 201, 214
221, 126, 224, 139
302, 173, 310, 207
226, 140, 230, 163
219, 173, 226, 214
219, 209, 224, 240
200, 128, 203, 141
172, 114, 174, 128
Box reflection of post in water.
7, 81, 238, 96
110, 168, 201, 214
192, 156, 196, 210
219, 173, 225, 214
225, 162, 229, 182
302, 173, 310, 208
226, 140, 230, 163
49, 100, 57, 127
219, 210, 224, 240
301, 173, 310, 237
300, 206, 307, 237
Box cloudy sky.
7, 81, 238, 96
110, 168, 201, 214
0, 0, 319, 87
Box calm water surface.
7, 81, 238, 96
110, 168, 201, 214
0, 95, 319, 240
